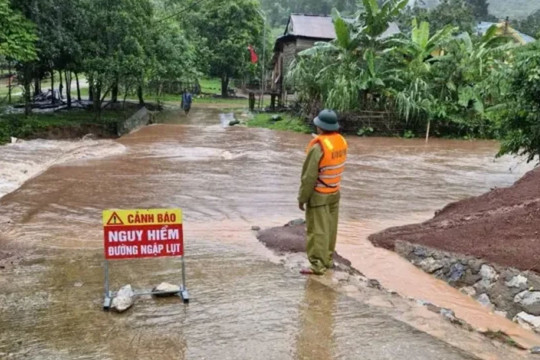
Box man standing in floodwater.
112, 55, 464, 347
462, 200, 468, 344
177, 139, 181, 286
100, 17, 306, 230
181, 90, 193, 115
298, 109, 348, 275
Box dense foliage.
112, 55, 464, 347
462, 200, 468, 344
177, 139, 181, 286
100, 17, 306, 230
2, 0, 540, 161
496, 42, 540, 162
288, 0, 540, 160
0, 0, 263, 116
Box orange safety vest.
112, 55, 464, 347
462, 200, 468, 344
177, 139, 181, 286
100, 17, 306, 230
306, 133, 348, 194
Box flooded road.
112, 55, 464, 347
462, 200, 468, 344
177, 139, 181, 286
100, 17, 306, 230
0, 107, 538, 359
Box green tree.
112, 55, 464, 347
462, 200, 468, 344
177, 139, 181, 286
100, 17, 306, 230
516, 9, 540, 39
0, 0, 37, 62
427, 0, 475, 33
465, 0, 492, 21
497, 42, 540, 162
0, 0, 37, 111
79, 0, 154, 117
192, 0, 263, 97
391, 19, 456, 140
288, 0, 408, 112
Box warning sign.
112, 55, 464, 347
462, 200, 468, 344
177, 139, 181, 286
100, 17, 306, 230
103, 209, 183, 260
106, 212, 124, 225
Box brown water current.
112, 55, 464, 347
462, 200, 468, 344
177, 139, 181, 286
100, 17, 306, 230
0, 106, 539, 359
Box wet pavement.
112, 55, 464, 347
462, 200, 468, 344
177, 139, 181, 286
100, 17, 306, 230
0, 106, 538, 359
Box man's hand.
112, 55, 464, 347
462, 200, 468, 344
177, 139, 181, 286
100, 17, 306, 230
299, 202, 305, 212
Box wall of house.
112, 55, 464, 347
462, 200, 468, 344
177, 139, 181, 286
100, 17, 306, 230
282, 42, 297, 78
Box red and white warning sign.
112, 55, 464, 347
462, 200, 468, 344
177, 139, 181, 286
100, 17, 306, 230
102, 209, 183, 260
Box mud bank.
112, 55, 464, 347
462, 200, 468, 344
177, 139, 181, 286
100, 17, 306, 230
370, 167, 540, 333
257, 220, 352, 268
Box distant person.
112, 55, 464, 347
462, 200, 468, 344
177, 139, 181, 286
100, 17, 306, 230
298, 109, 348, 275
181, 91, 192, 115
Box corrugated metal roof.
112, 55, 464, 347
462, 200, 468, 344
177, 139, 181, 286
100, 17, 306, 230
285, 14, 400, 40
287, 14, 336, 39
476, 21, 536, 44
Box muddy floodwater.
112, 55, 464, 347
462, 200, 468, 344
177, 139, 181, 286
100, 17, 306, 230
0, 107, 539, 359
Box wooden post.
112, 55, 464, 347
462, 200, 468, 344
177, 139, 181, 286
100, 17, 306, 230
249, 92, 255, 112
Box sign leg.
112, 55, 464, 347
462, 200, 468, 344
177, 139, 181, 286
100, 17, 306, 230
103, 260, 112, 310
180, 256, 189, 303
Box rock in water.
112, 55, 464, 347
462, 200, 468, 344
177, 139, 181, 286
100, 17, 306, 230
514, 291, 540, 315
477, 293, 494, 309
285, 218, 305, 227
514, 312, 540, 332
152, 282, 180, 297
459, 286, 476, 297
111, 285, 135, 312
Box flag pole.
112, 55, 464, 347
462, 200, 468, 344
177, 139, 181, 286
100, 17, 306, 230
259, 11, 266, 110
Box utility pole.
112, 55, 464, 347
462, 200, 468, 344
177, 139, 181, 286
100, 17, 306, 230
258, 9, 266, 110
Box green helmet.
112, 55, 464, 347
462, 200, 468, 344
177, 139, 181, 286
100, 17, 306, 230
313, 109, 339, 131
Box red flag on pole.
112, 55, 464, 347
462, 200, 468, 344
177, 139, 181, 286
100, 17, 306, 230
248, 45, 258, 64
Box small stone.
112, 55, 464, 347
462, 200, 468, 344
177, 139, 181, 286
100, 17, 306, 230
468, 259, 483, 273
152, 282, 181, 297
418, 257, 444, 274
495, 310, 508, 318
447, 262, 466, 282
412, 247, 427, 258
416, 299, 432, 307
251, 225, 261, 231
440, 308, 461, 324
477, 293, 493, 309
531, 346, 540, 354
474, 278, 494, 293
506, 275, 528, 289
459, 286, 476, 297
286, 218, 305, 227
514, 312, 540, 331
111, 284, 135, 313
514, 291, 540, 315
367, 279, 381, 289
479, 265, 498, 281
74, 281, 84, 287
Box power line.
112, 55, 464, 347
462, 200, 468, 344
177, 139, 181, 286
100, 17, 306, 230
155, 0, 212, 23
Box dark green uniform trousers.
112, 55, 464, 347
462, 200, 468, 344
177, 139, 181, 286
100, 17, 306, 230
306, 192, 340, 274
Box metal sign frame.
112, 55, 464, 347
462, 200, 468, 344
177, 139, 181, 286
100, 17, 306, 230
103, 256, 189, 310
101, 209, 189, 310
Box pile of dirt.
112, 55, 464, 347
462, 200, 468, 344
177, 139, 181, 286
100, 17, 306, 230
257, 223, 351, 267
369, 167, 540, 274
